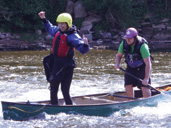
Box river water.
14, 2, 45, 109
0, 50, 171, 128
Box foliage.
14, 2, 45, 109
146, 0, 171, 23
91, 22, 105, 38
0, 0, 67, 32
0, 0, 170, 33
81, 0, 171, 30
81, 0, 147, 30
73, 18, 85, 29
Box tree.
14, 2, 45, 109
0, 0, 66, 32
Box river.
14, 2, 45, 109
0, 50, 171, 128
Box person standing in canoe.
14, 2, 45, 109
115, 27, 152, 98
38, 11, 90, 105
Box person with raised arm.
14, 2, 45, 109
38, 11, 90, 105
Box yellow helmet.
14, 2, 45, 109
56, 13, 72, 28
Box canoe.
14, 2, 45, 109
1, 84, 171, 121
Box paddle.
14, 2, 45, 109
109, 94, 137, 99
119, 67, 161, 94
86, 94, 137, 100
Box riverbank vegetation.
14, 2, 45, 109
0, 0, 170, 43
0, 0, 170, 32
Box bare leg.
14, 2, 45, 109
125, 85, 134, 97
141, 87, 151, 98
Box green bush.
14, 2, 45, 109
81, 0, 171, 30
146, 0, 171, 22
81, 0, 147, 30
73, 18, 85, 29
0, 0, 67, 32
0, 0, 170, 34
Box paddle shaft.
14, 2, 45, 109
119, 67, 161, 94
111, 94, 137, 99
88, 94, 137, 100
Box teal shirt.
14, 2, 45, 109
118, 41, 150, 59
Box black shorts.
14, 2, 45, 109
124, 65, 151, 89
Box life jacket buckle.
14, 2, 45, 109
129, 55, 133, 63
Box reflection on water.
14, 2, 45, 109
0, 50, 171, 127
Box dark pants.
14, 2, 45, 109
49, 57, 75, 105
50, 66, 74, 105
124, 65, 151, 89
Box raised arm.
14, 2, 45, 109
38, 11, 59, 37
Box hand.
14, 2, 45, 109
115, 64, 120, 70
82, 35, 88, 45
38, 11, 45, 19
142, 78, 148, 86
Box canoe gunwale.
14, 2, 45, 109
2, 89, 170, 107
1, 84, 171, 120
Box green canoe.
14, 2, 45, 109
1, 84, 171, 121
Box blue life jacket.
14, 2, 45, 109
123, 36, 148, 68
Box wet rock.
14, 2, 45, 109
74, 1, 87, 19
35, 30, 42, 35
152, 24, 166, 30
167, 26, 171, 30
141, 27, 153, 40
65, 0, 74, 14
45, 35, 53, 40
102, 32, 112, 39
84, 34, 93, 41
80, 21, 93, 32
96, 39, 103, 44
152, 30, 171, 41
0, 34, 5, 39
150, 41, 171, 51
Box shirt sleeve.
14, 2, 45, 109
67, 33, 90, 54
118, 41, 124, 54
43, 20, 59, 37
140, 43, 150, 59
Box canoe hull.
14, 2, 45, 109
1, 94, 164, 121
2, 102, 121, 120
2, 84, 171, 121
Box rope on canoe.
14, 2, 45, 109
8, 105, 46, 113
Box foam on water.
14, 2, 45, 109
1, 50, 171, 128
108, 94, 171, 128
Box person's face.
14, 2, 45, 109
58, 22, 68, 32
126, 38, 135, 45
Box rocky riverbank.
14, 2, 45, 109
0, 0, 171, 52
0, 31, 171, 52
0, 36, 171, 52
